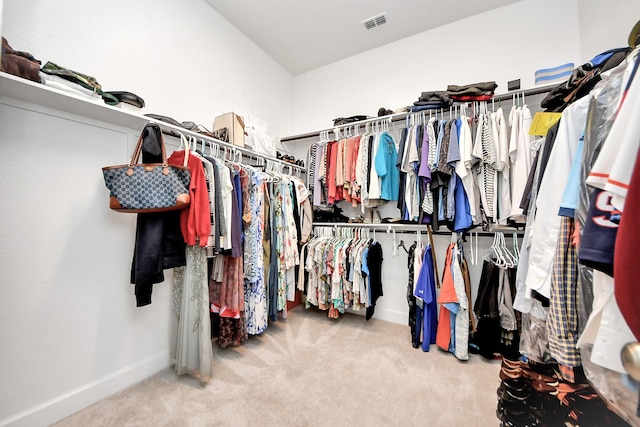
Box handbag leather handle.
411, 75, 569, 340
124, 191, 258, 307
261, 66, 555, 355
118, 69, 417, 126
180, 133, 191, 168
127, 126, 170, 176
129, 128, 168, 165
126, 127, 190, 177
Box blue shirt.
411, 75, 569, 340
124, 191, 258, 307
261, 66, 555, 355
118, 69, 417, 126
374, 131, 400, 201
559, 129, 585, 217
453, 175, 472, 232
414, 245, 438, 350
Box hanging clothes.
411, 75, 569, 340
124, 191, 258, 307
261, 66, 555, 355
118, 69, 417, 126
508, 104, 534, 221
412, 243, 438, 352
472, 111, 498, 225
168, 148, 213, 383
130, 124, 186, 307
365, 240, 383, 320
407, 242, 420, 348
472, 253, 518, 360
492, 107, 512, 224
435, 242, 458, 354
303, 227, 385, 320
455, 113, 477, 224
173, 245, 213, 382
374, 131, 400, 201
434, 236, 470, 361
243, 167, 268, 335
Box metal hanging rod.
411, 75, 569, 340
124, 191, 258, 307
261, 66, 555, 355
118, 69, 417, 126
145, 117, 306, 172
281, 84, 556, 143
311, 222, 524, 237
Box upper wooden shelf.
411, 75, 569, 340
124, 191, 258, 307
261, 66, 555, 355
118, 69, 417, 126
0, 72, 305, 172
0, 71, 150, 130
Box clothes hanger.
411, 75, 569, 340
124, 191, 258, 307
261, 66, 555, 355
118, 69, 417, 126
178, 132, 188, 150
397, 239, 410, 255
497, 232, 514, 267
486, 233, 502, 266
500, 232, 517, 268
390, 228, 397, 257
468, 231, 476, 266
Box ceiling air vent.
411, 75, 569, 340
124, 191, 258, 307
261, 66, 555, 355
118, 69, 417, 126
362, 12, 387, 30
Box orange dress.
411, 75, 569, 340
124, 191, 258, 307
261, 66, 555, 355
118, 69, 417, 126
435, 243, 458, 351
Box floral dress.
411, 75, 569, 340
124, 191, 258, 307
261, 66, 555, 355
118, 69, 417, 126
243, 167, 268, 335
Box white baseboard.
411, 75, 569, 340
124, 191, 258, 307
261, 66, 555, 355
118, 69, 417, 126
346, 307, 407, 326
373, 308, 407, 326
0, 352, 170, 427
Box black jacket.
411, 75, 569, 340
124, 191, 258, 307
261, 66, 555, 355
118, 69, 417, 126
130, 123, 186, 306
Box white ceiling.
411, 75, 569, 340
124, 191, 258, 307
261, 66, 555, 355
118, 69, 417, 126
205, 0, 522, 75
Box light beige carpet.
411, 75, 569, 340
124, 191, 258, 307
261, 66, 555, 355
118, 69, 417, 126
53, 307, 501, 427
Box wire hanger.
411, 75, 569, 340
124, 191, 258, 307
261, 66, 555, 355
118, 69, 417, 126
397, 239, 409, 254
178, 132, 188, 150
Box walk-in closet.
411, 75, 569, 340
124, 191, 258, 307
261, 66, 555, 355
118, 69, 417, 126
1, 1, 640, 426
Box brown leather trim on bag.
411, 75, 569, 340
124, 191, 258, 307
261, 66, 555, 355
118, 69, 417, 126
109, 195, 191, 213
102, 126, 191, 213
101, 163, 190, 173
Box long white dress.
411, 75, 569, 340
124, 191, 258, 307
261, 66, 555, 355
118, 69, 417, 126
509, 105, 533, 219
172, 245, 214, 383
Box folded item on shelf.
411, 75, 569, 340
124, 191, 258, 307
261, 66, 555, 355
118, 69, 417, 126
449, 94, 495, 102
413, 100, 448, 107
40, 61, 119, 105
447, 81, 498, 95
39, 71, 101, 99
104, 91, 145, 109
379, 106, 411, 115
417, 90, 452, 104
245, 125, 276, 157
144, 113, 183, 137
534, 63, 574, 86
1, 37, 42, 83
332, 115, 370, 126
411, 102, 447, 112
144, 113, 218, 139
313, 205, 349, 223
181, 121, 215, 138
541, 48, 629, 112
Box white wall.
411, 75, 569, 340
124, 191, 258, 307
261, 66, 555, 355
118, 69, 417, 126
0, 100, 173, 426
2, 0, 294, 139
1, 0, 636, 423
0, 1, 294, 425
577, 0, 640, 61
286, 0, 584, 326
290, 0, 581, 134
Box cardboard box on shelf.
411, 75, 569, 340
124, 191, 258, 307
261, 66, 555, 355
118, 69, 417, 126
213, 112, 246, 147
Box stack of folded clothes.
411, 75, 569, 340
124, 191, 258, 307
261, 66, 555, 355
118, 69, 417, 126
497, 358, 628, 426
411, 91, 453, 112
447, 81, 498, 102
